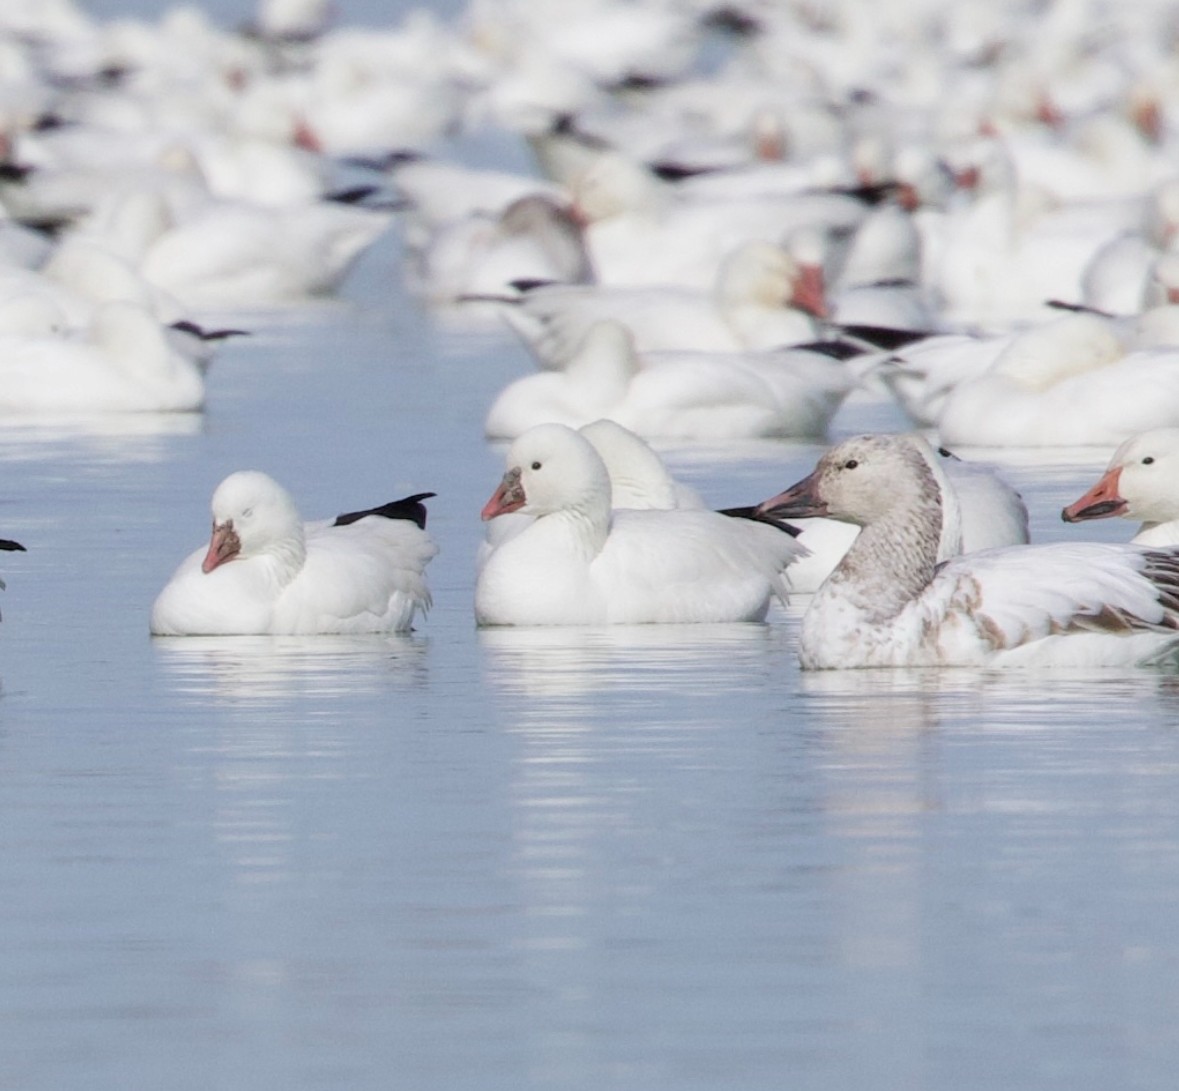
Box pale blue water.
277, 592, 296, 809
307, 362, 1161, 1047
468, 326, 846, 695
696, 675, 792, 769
0, 215, 1176, 1091
4, 6, 1179, 1091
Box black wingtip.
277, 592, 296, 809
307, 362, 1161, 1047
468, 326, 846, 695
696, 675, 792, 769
835, 323, 931, 350
170, 319, 251, 341
789, 339, 868, 361
0, 538, 26, 552
716, 506, 802, 537
333, 492, 436, 530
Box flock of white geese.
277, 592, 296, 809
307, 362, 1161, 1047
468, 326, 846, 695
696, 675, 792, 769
6, 0, 1179, 667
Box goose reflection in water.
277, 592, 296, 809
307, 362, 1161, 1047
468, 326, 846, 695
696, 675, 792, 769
152, 633, 429, 704
479, 622, 790, 704
0, 411, 204, 463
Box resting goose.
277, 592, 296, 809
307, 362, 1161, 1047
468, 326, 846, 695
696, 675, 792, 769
151, 471, 437, 635
935, 312, 1179, 447
475, 423, 805, 626
487, 238, 825, 367
1062, 427, 1179, 545
484, 319, 853, 441
755, 432, 1179, 668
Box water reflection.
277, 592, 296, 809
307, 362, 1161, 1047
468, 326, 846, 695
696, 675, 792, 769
0, 412, 203, 462
479, 622, 790, 704
152, 633, 429, 704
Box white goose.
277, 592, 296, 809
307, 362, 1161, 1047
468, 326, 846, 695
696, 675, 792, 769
477, 417, 706, 568
1062, 427, 1179, 546
151, 472, 438, 635
475, 423, 805, 626
755, 432, 1179, 669
489, 238, 824, 366
0, 301, 205, 413
568, 151, 867, 290
935, 311, 1179, 447
484, 319, 853, 441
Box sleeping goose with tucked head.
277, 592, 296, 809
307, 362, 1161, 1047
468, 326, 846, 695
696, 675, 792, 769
475, 423, 805, 626
755, 432, 1179, 669
151, 471, 437, 635
1062, 427, 1179, 546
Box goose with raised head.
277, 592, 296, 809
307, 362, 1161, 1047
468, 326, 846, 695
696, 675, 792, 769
755, 432, 1179, 668
475, 423, 804, 626
151, 471, 437, 635
1063, 427, 1179, 545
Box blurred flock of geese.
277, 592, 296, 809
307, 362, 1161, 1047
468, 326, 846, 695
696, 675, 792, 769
6, 0, 1179, 666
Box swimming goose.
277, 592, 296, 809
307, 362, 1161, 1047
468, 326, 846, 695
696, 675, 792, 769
775, 442, 1028, 593
484, 319, 853, 441
151, 471, 437, 635
935, 312, 1179, 447
755, 432, 1179, 668
488, 238, 824, 366
475, 423, 805, 626
1062, 427, 1179, 546
0, 301, 205, 413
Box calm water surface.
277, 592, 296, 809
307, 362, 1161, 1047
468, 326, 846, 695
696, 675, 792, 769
1, 92, 1179, 1091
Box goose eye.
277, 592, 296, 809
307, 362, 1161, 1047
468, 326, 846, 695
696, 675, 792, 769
531, 461, 542, 471
843, 459, 859, 470
1143, 456, 1155, 465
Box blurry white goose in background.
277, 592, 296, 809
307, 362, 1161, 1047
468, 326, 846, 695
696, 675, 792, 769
755, 432, 1179, 668
411, 193, 592, 306
935, 311, 1179, 447
1080, 177, 1179, 314
475, 422, 804, 626
567, 150, 868, 290
484, 319, 853, 441
151, 471, 437, 635
486, 238, 825, 366
0, 300, 205, 413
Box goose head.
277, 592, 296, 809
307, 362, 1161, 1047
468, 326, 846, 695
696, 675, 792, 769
716, 239, 825, 317
1063, 427, 1179, 526
203, 470, 305, 573
481, 423, 611, 524
755, 433, 948, 533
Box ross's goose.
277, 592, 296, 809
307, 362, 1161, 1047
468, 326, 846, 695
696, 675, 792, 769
486, 238, 824, 366
477, 417, 705, 567
568, 151, 868, 290
935, 312, 1179, 447
475, 423, 805, 626
755, 432, 1179, 669
1062, 427, 1179, 546
151, 472, 437, 635
411, 194, 592, 306
0, 301, 205, 413
483, 319, 853, 441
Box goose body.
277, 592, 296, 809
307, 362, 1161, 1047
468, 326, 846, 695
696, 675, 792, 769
494, 239, 824, 366
475, 423, 804, 626
935, 313, 1179, 447
485, 320, 852, 441
756, 433, 1179, 668
0, 302, 204, 413
151, 472, 437, 635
